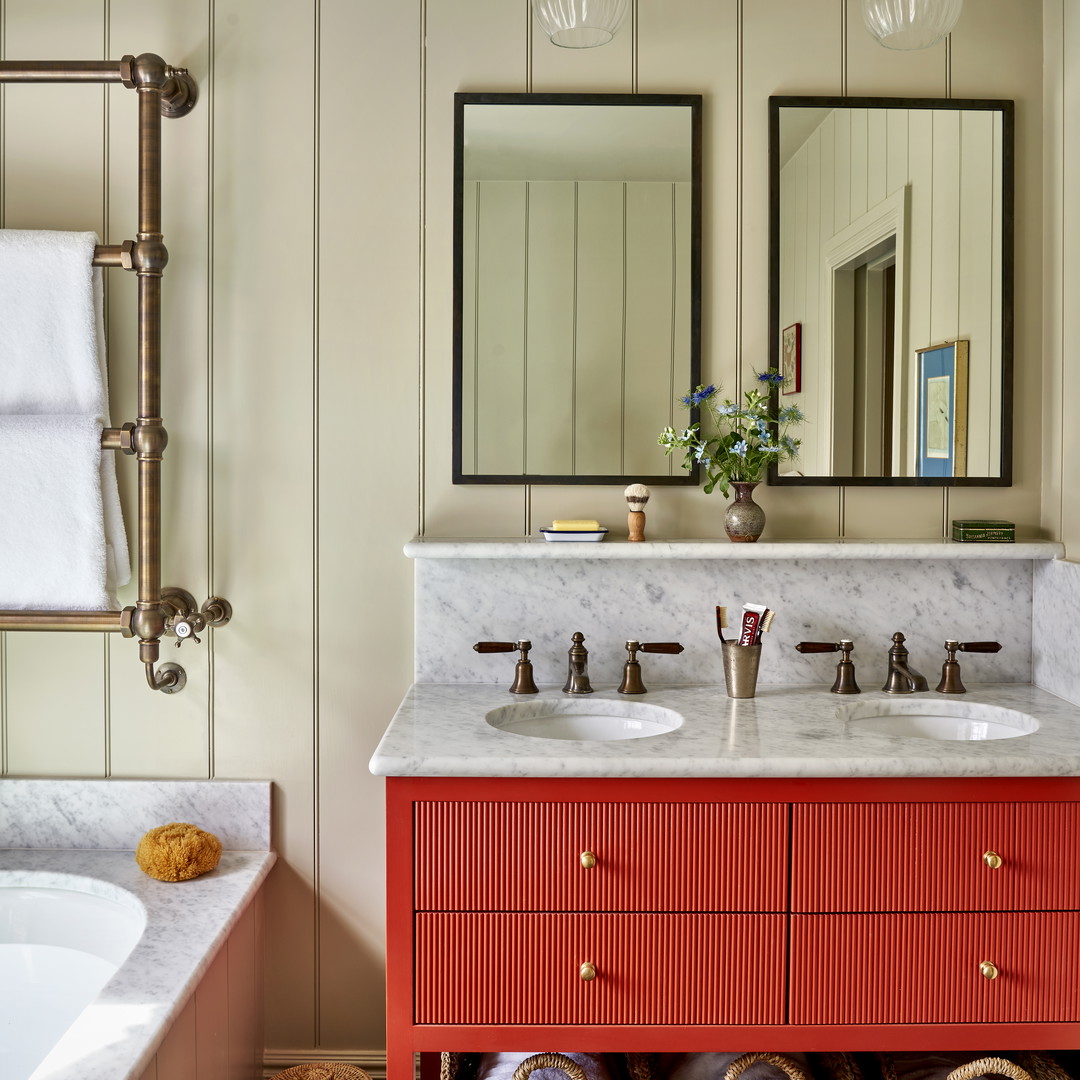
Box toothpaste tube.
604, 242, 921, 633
739, 603, 768, 646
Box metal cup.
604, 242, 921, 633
723, 641, 761, 699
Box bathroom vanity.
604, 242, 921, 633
374, 538, 1080, 1080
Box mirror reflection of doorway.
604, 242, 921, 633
851, 245, 895, 476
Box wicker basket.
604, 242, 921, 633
271, 1065, 371, 1080
622, 1052, 812, 1080
878, 1053, 1037, 1080
441, 1051, 595, 1080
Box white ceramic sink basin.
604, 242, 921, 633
486, 698, 683, 741
838, 698, 1039, 741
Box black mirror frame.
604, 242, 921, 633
452, 91, 703, 486
766, 95, 1014, 488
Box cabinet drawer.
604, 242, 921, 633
415, 801, 787, 912
790, 912, 1080, 1025
791, 802, 1080, 912
416, 912, 785, 1026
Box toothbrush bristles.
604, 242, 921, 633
761, 610, 775, 633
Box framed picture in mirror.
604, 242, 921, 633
917, 339, 969, 479
781, 323, 801, 394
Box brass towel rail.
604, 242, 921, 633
0, 54, 230, 694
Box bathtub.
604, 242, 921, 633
0, 780, 275, 1080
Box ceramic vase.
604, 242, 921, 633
724, 481, 766, 542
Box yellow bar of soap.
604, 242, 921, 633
551, 519, 601, 531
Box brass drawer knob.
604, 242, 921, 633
580, 851, 597, 869
580, 961, 597, 982
980, 960, 999, 980
983, 850, 1003, 870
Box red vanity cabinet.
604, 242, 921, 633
385, 775, 1080, 1080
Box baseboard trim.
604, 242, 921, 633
263, 1048, 387, 1079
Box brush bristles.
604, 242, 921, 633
761, 610, 775, 633
624, 483, 651, 511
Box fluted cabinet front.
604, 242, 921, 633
416, 912, 786, 1025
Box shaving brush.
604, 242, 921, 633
624, 483, 650, 542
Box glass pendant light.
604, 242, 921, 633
862, 0, 964, 50
532, 0, 630, 49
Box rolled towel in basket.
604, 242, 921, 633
0, 229, 130, 608
477, 1053, 612, 1080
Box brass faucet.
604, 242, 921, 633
882, 631, 929, 694
563, 631, 594, 695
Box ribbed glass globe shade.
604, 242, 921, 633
862, 0, 964, 50
532, 0, 630, 48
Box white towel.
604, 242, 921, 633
0, 230, 130, 608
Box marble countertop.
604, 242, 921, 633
369, 682, 1080, 778
2, 847, 275, 1080
404, 537, 1064, 560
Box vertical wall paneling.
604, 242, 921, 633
1042, 0, 1065, 543
154, 996, 198, 1080
317, 0, 418, 1050
949, 0, 1043, 530
105, 0, 213, 778
423, 0, 527, 536
2, 0, 108, 775
210, 0, 318, 1050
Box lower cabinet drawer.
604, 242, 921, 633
790, 912, 1080, 1025
416, 912, 785, 1026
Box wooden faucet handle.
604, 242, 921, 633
640, 642, 684, 654
473, 641, 518, 653
795, 641, 841, 653
959, 641, 1003, 653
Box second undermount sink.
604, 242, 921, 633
838, 698, 1039, 741
486, 698, 684, 741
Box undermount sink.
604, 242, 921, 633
838, 698, 1039, 741
485, 698, 684, 741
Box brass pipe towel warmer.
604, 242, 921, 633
0, 54, 231, 694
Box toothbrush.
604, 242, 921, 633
716, 605, 728, 643
756, 609, 775, 644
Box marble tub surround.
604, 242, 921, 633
1033, 557, 1080, 707
369, 682, 1080, 778
0, 847, 275, 1080
414, 552, 1034, 687
0, 779, 271, 850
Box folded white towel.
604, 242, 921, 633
0, 230, 130, 608
0, 415, 115, 610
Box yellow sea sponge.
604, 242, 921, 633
135, 822, 222, 882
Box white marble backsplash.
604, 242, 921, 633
415, 556, 1033, 687
0, 779, 271, 850
1033, 558, 1080, 706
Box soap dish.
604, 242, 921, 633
539, 527, 608, 543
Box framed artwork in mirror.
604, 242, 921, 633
917, 339, 969, 479
781, 323, 801, 394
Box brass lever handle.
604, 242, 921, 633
980, 960, 999, 980
579, 962, 597, 981
983, 850, 1003, 869
473, 640, 538, 694
580, 851, 596, 869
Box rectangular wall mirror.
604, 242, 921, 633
767, 96, 1014, 487
453, 92, 702, 485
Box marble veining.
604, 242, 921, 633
415, 557, 1033, 686
0, 779, 271, 850
0, 848, 274, 1080
369, 682, 1080, 778
1033, 558, 1080, 707
405, 538, 1063, 560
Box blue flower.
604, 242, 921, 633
756, 418, 771, 437
778, 405, 805, 424
716, 403, 740, 417
757, 370, 785, 385
781, 434, 799, 453
732, 440, 748, 458
680, 393, 695, 407
691, 384, 717, 405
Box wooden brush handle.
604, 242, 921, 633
627, 509, 646, 542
